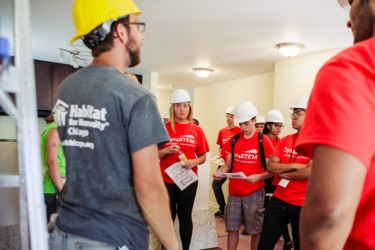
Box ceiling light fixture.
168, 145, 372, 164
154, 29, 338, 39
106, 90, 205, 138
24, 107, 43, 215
193, 67, 214, 78
59, 48, 88, 68
275, 42, 305, 58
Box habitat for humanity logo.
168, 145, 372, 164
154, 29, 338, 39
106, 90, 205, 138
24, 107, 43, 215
53, 100, 109, 131
53, 100, 69, 126
53, 99, 110, 150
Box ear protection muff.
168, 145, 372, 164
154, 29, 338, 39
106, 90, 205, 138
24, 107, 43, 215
82, 20, 114, 49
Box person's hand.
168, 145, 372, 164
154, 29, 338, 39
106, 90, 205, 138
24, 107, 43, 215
166, 144, 180, 154
182, 159, 198, 169
245, 174, 262, 184
213, 170, 223, 180
291, 163, 308, 170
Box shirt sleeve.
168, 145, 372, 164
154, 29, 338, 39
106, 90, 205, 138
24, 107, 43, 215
263, 134, 274, 158
216, 130, 222, 146
128, 94, 170, 154
297, 50, 375, 167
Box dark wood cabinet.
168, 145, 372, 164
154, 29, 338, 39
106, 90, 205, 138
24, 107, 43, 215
0, 60, 77, 116
0, 60, 143, 116
51, 63, 75, 106
34, 60, 53, 110
34, 60, 75, 112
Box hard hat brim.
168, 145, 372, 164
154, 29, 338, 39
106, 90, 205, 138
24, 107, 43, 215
235, 116, 252, 124
270, 119, 285, 123
290, 106, 306, 110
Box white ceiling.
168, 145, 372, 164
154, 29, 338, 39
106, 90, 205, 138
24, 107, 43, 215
1, 0, 352, 89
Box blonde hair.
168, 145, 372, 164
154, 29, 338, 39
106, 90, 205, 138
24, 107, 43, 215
169, 103, 193, 133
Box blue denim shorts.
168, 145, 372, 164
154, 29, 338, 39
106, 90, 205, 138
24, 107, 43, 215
49, 225, 129, 250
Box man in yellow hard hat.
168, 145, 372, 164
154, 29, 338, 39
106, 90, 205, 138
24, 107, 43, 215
50, 1, 178, 249
297, 0, 375, 249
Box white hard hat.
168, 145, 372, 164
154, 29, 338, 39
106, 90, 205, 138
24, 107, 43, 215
337, 0, 350, 11
266, 110, 285, 123
170, 89, 191, 104
225, 106, 236, 115
234, 101, 258, 123
290, 96, 309, 110
255, 115, 266, 124
163, 112, 170, 119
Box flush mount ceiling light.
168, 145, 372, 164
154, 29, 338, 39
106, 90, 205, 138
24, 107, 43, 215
193, 67, 214, 78
275, 42, 305, 58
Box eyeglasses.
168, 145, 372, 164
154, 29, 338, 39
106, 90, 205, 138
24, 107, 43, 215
129, 22, 146, 33
271, 123, 284, 128
290, 112, 305, 119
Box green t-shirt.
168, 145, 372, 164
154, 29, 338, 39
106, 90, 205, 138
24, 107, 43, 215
41, 122, 66, 194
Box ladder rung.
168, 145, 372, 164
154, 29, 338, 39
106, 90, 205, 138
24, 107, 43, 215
0, 175, 20, 188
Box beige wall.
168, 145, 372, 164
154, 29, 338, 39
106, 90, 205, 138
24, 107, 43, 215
274, 48, 343, 135
157, 90, 172, 118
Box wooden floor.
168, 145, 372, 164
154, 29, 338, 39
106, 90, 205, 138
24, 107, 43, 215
211, 217, 285, 250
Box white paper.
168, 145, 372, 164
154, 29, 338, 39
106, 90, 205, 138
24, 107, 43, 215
211, 155, 225, 166
217, 172, 247, 179
165, 162, 198, 191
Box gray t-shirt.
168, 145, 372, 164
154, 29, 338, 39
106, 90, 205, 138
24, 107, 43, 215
53, 65, 169, 249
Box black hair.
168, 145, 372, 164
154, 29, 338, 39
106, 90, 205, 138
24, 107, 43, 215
262, 122, 272, 135
192, 118, 199, 126
90, 16, 130, 57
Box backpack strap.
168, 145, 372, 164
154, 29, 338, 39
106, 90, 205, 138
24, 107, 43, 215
229, 132, 242, 172
258, 132, 266, 171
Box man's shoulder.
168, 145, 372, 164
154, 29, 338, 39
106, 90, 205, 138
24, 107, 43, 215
280, 133, 296, 143
220, 126, 241, 134
323, 37, 375, 69
219, 126, 228, 131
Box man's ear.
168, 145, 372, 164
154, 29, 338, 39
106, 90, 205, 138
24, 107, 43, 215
114, 23, 127, 42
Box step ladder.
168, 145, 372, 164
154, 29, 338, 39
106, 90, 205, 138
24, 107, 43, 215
0, 0, 48, 249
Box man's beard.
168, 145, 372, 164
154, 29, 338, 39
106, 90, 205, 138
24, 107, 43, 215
354, 24, 373, 43
128, 45, 141, 67
353, 1, 373, 43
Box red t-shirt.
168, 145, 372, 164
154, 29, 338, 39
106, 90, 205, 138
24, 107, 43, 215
297, 37, 375, 250
228, 131, 274, 197
265, 134, 281, 186
272, 133, 311, 206
216, 126, 241, 160
159, 122, 210, 183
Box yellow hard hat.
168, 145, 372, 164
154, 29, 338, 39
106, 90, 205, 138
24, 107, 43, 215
71, 0, 142, 43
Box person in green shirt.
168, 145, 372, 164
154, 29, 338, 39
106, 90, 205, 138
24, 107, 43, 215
41, 113, 66, 222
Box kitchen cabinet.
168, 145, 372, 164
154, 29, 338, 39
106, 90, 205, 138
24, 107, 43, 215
1, 60, 142, 116
34, 60, 53, 110
34, 60, 75, 111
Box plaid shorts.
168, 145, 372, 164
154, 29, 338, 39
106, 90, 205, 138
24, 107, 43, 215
225, 188, 265, 233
